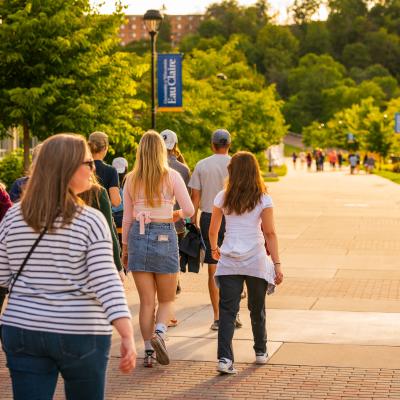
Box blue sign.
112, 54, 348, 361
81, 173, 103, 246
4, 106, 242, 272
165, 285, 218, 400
395, 113, 400, 133
157, 54, 183, 112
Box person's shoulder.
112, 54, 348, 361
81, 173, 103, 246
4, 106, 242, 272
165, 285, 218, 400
3, 202, 22, 219
261, 193, 273, 208
79, 205, 108, 229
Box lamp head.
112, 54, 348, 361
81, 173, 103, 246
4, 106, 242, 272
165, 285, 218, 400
143, 9, 163, 34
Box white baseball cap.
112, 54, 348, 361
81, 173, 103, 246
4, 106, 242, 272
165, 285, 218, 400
160, 129, 178, 150
112, 157, 128, 174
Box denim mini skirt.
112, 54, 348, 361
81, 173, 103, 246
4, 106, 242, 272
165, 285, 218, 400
127, 221, 179, 274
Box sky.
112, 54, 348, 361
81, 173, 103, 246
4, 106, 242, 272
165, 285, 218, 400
93, 1, 327, 24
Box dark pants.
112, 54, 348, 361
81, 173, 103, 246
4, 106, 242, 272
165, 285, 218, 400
218, 275, 268, 362
1, 325, 111, 400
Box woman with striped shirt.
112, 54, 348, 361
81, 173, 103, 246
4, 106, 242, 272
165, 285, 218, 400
0, 134, 136, 400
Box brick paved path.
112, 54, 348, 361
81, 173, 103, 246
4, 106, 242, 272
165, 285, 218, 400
2, 351, 400, 400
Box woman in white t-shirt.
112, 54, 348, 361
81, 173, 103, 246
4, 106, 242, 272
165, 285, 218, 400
209, 151, 283, 375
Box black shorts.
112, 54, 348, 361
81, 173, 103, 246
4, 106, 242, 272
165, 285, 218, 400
200, 212, 225, 265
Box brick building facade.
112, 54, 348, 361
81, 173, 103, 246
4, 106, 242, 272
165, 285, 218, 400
119, 14, 204, 46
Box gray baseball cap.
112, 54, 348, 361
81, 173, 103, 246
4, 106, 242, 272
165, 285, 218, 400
211, 129, 231, 145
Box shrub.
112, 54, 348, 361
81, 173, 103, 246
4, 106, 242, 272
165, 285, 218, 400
0, 150, 25, 189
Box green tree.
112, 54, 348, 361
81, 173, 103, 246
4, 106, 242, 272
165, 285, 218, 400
0, 0, 145, 170
298, 21, 332, 56
256, 24, 299, 95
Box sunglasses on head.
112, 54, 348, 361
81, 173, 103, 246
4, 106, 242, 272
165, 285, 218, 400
82, 160, 95, 170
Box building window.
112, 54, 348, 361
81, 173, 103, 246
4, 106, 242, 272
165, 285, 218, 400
120, 24, 125, 29
177, 24, 182, 29
189, 16, 193, 20
132, 24, 136, 29
132, 32, 136, 38
121, 41, 125, 46
177, 16, 181, 20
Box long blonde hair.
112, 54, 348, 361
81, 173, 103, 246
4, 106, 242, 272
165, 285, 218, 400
223, 151, 267, 215
127, 130, 170, 207
21, 134, 87, 232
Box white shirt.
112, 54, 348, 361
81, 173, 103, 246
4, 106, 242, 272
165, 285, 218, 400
213, 190, 275, 293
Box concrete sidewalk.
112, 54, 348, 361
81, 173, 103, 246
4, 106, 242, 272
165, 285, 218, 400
1, 160, 400, 399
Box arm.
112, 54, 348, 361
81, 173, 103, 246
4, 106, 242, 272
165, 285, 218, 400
172, 170, 194, 218
109, 186, 122, 208
121, 179, 134, 268
85, 222, 136, 372
261, 208, 283, 285
190, 189, 201, 225
112, 317, 137, 373
99, 188, 123, 272
108, 167, 121, 208
208, 206, 223, 260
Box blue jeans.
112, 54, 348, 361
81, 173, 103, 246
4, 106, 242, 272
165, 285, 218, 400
1, 325, 111, 400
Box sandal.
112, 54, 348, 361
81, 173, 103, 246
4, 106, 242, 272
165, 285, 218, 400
168, 319, 178, 327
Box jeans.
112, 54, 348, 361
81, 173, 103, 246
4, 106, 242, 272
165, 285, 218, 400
218, 275, 268, 362
1, 325, 111, 400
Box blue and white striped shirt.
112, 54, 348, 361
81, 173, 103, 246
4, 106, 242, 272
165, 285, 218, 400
0, 204, 131, 335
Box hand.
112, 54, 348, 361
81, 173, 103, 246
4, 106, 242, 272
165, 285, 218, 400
119, 336, 137, 373
122, 252, 128, 270
119, 270, 126, 282
211, 247, 220, 260
190, 215, 198, 227
274, 264, 283, 285
172, 210, 182, 223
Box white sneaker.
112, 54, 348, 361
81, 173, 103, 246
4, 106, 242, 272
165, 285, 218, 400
255, 352, 268, 364
217, 358, 237, 374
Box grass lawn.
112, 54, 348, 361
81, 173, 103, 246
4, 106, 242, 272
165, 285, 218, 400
262, 164, 287, 182
374, 170, 400, 184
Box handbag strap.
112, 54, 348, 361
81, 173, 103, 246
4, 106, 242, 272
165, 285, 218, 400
8, 227, 47, 297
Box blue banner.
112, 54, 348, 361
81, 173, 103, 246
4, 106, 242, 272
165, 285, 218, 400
395, 113, 400, 133
157, 54, 183, 112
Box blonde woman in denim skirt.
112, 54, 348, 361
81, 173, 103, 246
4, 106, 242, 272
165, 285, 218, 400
122, 131, 194, 368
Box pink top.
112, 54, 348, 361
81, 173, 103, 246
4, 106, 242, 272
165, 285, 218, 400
122, 169, 194, 244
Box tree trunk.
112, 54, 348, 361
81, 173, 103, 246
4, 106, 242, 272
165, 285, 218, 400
23, 121, 30, 173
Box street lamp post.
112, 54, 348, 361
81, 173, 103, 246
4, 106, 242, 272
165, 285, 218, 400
143, 9, 163, 129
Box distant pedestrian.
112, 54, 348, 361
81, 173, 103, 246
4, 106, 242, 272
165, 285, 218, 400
338, 152, 343, 170
349, 153, 357, 175
306, 152, 312, 170
292, 152, 298, 168
0, 134, 136, 400
209, 152, 282, 374
367, 156, 375, 174
328, 151, 337, 169
122, 130, 194, 368
299, 151, 306, 169
88, 131, 121, 208
189, 129, 242, 331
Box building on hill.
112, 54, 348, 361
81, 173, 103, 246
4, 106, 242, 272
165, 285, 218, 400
119, 14, 204, 46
